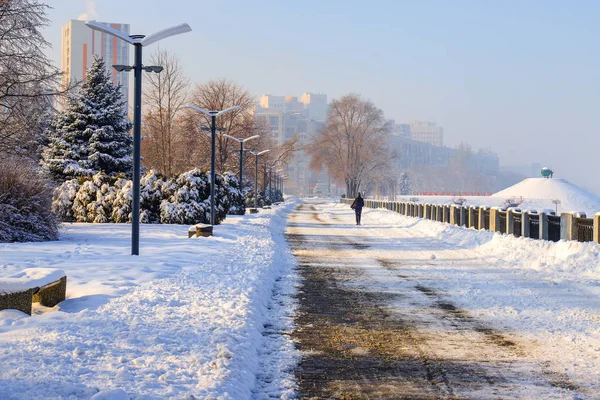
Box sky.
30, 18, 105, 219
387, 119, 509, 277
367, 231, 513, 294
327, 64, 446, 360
43, 1, 600, 193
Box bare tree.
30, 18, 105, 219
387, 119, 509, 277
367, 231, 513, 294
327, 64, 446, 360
0, 0, 64, 158
141, 49, 189, 176
187, 79, 271, 174
307, 94, 391, 198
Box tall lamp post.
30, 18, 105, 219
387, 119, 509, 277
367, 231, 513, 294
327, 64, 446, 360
187, 105, 240, 225
248, 150, 270, 208
223, 134, 260, 194
85, 21, 191, 256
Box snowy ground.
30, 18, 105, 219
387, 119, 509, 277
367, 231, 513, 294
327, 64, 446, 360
0, 201, 300, 399
2, 199, 600, 398
320, 201, 600, 396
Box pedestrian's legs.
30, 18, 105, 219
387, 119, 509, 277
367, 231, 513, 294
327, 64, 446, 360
355, 210, 359, 225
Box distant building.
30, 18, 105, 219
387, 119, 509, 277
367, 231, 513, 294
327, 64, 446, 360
389, 135, 499, 174
259, 95, 285, 111
254, 107, 283, 143
389, 121, 411, 138
257, 92, 328, 195
300, 93, 328, 121
409, 121, 443, 146
61, 19, 130, 109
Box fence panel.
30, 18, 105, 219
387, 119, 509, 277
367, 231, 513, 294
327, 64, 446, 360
513, 212, 522, 237
529, 214, 539, 239
498, 211, 507, 233
548, 215, 561, 242
576, 218, 594, 242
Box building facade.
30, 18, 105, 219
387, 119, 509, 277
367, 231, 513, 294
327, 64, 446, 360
300, 93, 328, 121
409, 121, 444, 146
61, 20, 130, 109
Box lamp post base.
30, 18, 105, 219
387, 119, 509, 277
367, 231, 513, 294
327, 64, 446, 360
188, 223, 213, 238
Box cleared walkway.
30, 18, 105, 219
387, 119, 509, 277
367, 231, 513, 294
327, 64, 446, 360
288, 202, 586, 399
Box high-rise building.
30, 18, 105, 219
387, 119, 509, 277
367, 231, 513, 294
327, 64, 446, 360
409, 121, 443, 146
61, 20, 130, 109
300, 93, 328, 121
259, 95, 285, 111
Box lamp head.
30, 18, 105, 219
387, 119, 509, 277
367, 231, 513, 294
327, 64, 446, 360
113, 65, 133, 72
143, 65, 164, 73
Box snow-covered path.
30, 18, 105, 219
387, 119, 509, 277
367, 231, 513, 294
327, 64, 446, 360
0, 203, 300, 399
291, 200, 600, 398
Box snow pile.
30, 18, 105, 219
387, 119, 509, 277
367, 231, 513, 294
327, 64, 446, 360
491, 178, 600, 214
0, 199, 299, 399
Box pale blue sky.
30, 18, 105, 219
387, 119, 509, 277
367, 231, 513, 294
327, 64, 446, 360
44, 1, 600, 192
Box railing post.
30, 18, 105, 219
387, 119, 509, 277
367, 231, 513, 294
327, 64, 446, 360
539, 211, 549, 240
560, 212, 577, 241
468, 206, 475, 228
594, 213, 600, 243
507, 209, 514, 235
490, 207, 500, 232
460, 206, 466, 227
522, 211, 530, 238
424, 204, 431, 219
438, 205, 443, 222
418, 204, 424, 218
450, 205, 457, 225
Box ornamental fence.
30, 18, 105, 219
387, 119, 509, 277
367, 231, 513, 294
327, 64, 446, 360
341, 198, 600, 244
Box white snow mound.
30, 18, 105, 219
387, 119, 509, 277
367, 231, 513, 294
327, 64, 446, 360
492, 178, 600, 215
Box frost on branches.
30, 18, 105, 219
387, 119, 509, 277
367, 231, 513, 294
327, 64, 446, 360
52, 169, 240, 225
41, 56, 132, 181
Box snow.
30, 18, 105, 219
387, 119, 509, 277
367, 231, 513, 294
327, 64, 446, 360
3, 196, 600, 396
0, 200, 300, 399
324, 201, 600, 394
0, 268, 66, 294
392, 177, 600, 216
492, 178, 600, 214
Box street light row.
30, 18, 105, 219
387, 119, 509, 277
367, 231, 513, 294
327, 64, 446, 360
84, 20, 284, 256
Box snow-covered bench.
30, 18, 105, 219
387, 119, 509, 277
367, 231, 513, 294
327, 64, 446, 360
0, 268, 67, 315
188, 223, 213, 238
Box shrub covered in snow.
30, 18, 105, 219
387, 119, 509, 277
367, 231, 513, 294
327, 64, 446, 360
51, 179, 80, 222
222, 172, 245, 215
52, 169, 240, 225
160, 169, 211, 224
0, 158, 59, 242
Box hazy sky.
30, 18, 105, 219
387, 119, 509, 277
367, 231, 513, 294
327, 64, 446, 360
44, 1, 599, 192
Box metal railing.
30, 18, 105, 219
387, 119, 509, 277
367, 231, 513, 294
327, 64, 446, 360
577, 217, 593, 242
548, 215, 561, 242
339, 198, 599, 244
513, 212, 522, 237
529, 214, 539, 240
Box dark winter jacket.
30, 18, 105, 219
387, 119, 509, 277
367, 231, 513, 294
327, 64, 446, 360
351, 196, 364, 210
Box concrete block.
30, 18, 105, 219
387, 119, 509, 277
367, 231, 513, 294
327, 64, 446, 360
33, 276, 67, 307
0, 288, 34, 315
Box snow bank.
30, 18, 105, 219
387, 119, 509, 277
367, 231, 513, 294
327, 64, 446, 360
0, 199, 300, 399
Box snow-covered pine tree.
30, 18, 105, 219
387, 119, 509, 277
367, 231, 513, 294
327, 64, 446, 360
399, 171, 412, 195
41, 56, 132, 181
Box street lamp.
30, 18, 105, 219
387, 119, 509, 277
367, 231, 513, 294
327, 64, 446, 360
247, 150, 270, 208
186, 105, 241, 225
223, 134, 260, 194
85, 21, 191, 256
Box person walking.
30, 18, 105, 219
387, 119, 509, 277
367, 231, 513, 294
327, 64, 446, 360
350, 192, 365, 225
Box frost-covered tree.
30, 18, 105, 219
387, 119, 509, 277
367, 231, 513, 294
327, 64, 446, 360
307, 94, 391, 198
0, 0, 63, 159
41, 56, 132, 181
0, 157, 58, 242
399, 171, 411, 195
